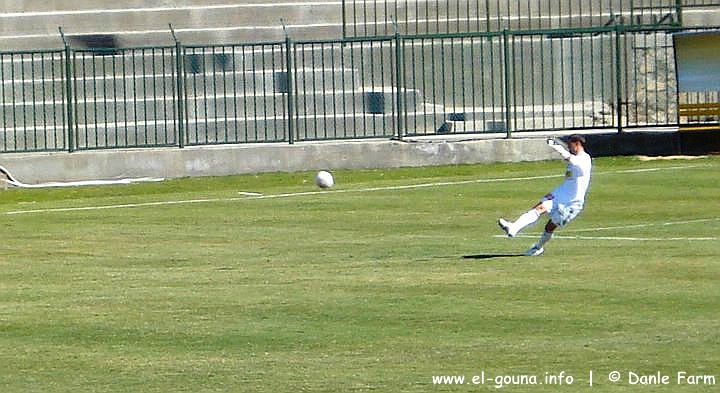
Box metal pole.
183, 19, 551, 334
502, 29, 512, 139
393, 19, 404, 140
170, 24, 185, 148
59, 27, 75, 152
341, 0, 347, 38
675, 0, 683, 26
282, 20, 295, 144
615, 24, 624, 133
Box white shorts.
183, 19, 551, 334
539, 194, 583, 227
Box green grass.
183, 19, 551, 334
0, 156, 718, 392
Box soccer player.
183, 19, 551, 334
497, 134, 592, 256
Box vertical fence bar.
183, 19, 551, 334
615, 24, 624, 132
395, 31, 404, 140
231, 46, 239, 142
512, 33, 519, 131
502, 29, 512, 138
0, 53, 5, 151
342, 0, 348, 38
285, 36, 295, 144
10, 55, 17, 148
63, 44, 75, 152
169, 23, 185, 149
676, 0, 683, 25
20, 54, 27, 149
175, 42, 185, 148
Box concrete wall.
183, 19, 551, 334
1, 129, 709, 184
0, 137, 558, 183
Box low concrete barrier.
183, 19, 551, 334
0, 137, 556, 183
1, 130, 711, 184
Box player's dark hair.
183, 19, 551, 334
568, 134, 586, 145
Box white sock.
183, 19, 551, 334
511, 209, 541, 235
536, 231, 553, 248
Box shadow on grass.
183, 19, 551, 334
463, 253, 525, 260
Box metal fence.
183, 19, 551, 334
71, 46, 179, 150
182, 42, 289, 146
1, 25, 718, 153
0, 50, 67, 152
341, 0, 720, 37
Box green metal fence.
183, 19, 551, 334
182, 42, 288, 146
1, 25, 719, 154
0, 50, 67, 152
399, 31, 507, 135
397, 25, 695, 137
292, 37, 400, 141
71, 46, 179, 150
342, 0, 689, 38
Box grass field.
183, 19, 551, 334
0, 155, 718, 392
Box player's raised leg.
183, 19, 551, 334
498, 202, 548, 237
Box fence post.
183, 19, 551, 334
615, 24, 624, 133
394, 29, 404, 140
59, 28, 75, 152
170, 24, 185, 148
341, 0, 347, 39
284, 31, 295, 144
676, 0, 683, 26
502, 29, 512, 139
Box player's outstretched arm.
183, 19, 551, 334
546, 138, 571, 160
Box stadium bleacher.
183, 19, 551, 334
1, 1, 718, 152
0, 0, 343, 50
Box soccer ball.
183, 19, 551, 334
315, 170, 334, 189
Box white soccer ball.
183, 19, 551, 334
315, 170, 334, 189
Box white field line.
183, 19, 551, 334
3, 173, 561, 215
563, 217, 720, 233
493, 217, 720, 242
496, 234, 718, 241
2, 163, 711, 216
4, 197, 226, 215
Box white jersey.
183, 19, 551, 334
550, 150, 592, 207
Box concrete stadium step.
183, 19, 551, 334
435, 116, 611, 134
0, 3, 341, 35
0, 131, 67, 152
1, 67, 366, 102
344, 0, 680, 34
0, 100, 614, 151
417, 101, 614, 134
0, 110, 445, 150
2, 31, 393, 72
184, 68, 363, 93
3, 88, 424, 128
0, 24, 343, 51
682, 6, 720, 27
0, 0, 337, 13
0, 0, 703, 51
185, 88, 423, 117
0, 2, 343, 51
5, 36, 533, 85
0, 97, 614, 140
348, 13, 669, 36
184, 111, 443, 143
0, 109, 445, 149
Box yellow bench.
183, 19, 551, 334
678, 102, 720, 131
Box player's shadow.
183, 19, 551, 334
463, 253, 524, 260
